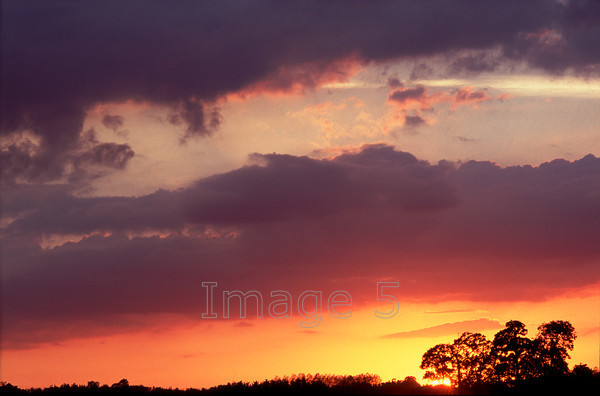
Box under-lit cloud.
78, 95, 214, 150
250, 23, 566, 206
3, 145, 599, 349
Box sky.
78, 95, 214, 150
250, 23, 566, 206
1, 0, 600, 389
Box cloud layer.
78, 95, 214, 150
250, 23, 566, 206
3, 145, 599, 348
3, 0, 600, 181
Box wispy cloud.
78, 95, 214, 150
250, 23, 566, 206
383, 319, 503, 339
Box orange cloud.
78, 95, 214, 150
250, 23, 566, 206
450, 86, 492, 110
226, 56, 363, 102
388, 85, 501, 112
386, 84, 508, 130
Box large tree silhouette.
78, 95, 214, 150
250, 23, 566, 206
420, 332, 492, 388
534, 320, 576, 376
491, 320, 537, 382
420, 343, 454, 385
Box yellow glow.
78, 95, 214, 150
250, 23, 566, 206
427, 378, 451, 386
321, 81, 381, 89
417, 75, 600, 98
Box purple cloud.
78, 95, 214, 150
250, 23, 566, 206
102, 115, 124, 131
3, 1, 599, 182
389, 86, 427, 104
404, 115, 427, 128
2, 145, 599, 349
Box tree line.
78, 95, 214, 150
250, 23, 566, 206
0, 375, 446, 396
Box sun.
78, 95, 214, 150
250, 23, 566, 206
427, 378, 452, 386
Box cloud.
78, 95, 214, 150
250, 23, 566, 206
423, 309, 479, 315
448, 52, 501, 74
102, 115, 124, 131
3, 1, 600, 182
389, 86, 427, 105
403, 115, 427, 129
387, 77, 403, 89
2, 145, 600, 348
580, 326, 600, 337
388, 84, 498, 113
3, 144, 456, 236
386, 84, 501, 131
169, 101, 223, 141
451, 87, 492, 109
83, 142, 135, 169
383, 319, 503, 339
454, 87, 487, 103
299, 330, 320, 335
0, 129, 135, 184
505, 1, 600, 75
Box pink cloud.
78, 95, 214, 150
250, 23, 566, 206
388, 85, 441, 112
386, 85, 504, 130
451, 87, 491, 109
388, 84, 500, 113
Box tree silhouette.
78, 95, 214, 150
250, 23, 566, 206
420, 331, 492, 388
111, 379, 130, 388
534, 320, 576, 376
571, 363, 595, 377
420, 343, 454, 385
491, 320, 537, 382
452, 332, 493, 386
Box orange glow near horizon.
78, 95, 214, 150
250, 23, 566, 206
427, 378, 452, 386
2, 292, 598, 390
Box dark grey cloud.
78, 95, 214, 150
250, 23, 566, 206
448, 52, 501, 74
404, 115, 427, 128
84, 142, 134, 169
102, 115, 124, 131
0, 129, 135, 184
2, 144, 456, 236
4, 146, 600, 263
0, 137, 38, 183
2, 0, 598, 182
503, 0, 600, 75
387, 77, 403, 89
389, 86, 427, 104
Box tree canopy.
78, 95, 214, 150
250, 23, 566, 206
421, 320, 578, 390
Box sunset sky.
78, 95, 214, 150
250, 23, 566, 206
1, 0, 600, 389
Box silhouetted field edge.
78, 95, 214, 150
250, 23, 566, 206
2, 372, 599, 395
